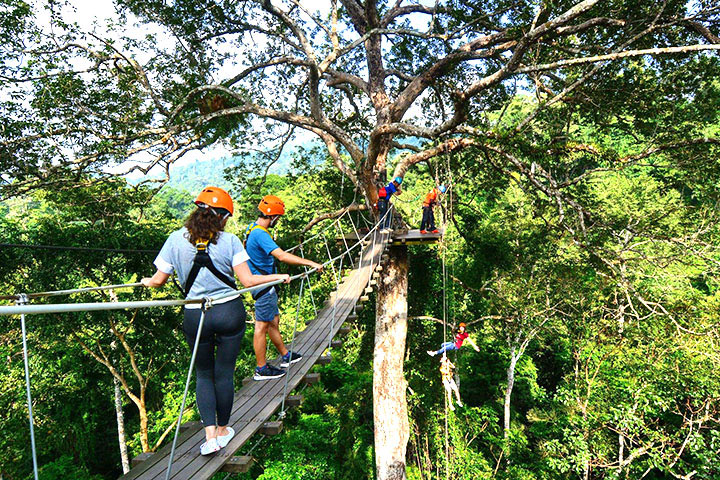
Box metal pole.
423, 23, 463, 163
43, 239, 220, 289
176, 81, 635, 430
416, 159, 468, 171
164, 301, 210, 480
18, 294, 39, 480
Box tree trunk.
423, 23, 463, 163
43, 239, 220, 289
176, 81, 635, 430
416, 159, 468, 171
139, 401, 150, 452
504, 349, 518, 439
110, 338, 130, 473
114, 376, 130, 473
374, 245, 409, 480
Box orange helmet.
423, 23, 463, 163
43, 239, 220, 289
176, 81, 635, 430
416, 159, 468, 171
258, 195, 285, 216
195, 186, 234, 216
458, 322, 466, 328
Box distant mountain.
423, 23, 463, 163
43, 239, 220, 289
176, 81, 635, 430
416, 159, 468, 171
135, 139, 324, 193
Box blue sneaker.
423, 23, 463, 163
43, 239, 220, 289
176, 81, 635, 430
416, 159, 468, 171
253, 364, 286, 381
280, 351, 303, 368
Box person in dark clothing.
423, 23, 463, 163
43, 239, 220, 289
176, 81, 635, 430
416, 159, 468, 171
420, 184, 446, 234
142, 186, 289, 456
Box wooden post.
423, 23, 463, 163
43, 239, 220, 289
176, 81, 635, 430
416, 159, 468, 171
374, 245, 409, 480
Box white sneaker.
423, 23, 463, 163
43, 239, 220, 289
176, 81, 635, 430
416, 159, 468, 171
200, 437, 221, 455
457, 400, 463, 407
427, 350, 436, 356
217, 426, 235, 448
449, 404, 455, 411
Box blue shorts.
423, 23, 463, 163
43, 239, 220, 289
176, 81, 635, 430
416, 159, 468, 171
254, 287, 279, 322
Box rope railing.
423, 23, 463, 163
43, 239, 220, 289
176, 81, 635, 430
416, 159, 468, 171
0, 204, 358, 303
5, 203, 395, 480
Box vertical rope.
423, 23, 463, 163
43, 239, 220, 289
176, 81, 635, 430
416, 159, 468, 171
298, 244, 318, 317
165, 302, 210, 480
322, 233, 341, 351
441, 152, 452, 480
335, 219, 354, 268
19, 294, 39, 480
279, 276, 305, 418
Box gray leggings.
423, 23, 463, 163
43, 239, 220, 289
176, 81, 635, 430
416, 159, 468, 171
183, 297, 246, 426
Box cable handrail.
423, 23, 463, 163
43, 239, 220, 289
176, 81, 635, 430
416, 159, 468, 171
0, 205, 393, 317
1, 205, 364, 302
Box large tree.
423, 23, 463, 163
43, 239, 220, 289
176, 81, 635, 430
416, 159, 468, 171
3, 0, 720, 478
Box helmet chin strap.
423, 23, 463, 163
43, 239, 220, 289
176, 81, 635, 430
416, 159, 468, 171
269, 215, 280, 228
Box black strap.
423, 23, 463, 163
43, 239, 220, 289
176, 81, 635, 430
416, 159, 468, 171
183, 242, 237, 296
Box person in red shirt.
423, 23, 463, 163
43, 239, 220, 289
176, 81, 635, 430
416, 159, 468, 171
420, 184, 446, 234
427, 323, 479, 356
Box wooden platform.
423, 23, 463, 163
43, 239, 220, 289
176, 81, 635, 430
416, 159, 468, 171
337, 229, 443, 246
120, 231, 390, 480
389, 229, 443, 246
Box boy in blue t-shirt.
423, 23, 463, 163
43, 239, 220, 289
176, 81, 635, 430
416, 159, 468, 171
245, 195, 324, 380
377, 176, 403, 230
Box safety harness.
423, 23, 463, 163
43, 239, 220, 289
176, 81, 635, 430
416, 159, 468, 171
244, 223, 278, 300
183, 238, 237, 296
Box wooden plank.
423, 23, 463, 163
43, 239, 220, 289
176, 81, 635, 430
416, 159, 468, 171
179, 421, 202, 433
338, 326, 351, 335
132, 453, 154, 467
218, 456, 253, 473
331, 339, 343, 349
285, 395, 303, 407
303, 373, 321, 385
258, 421, 283, 436
347, 314, 358, 322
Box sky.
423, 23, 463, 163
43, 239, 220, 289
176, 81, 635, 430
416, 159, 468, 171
34, 0, 437, 179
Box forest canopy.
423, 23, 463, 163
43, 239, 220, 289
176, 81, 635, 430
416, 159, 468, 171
1, 0, 720, 479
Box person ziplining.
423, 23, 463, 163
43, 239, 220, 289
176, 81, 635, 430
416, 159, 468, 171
141, 186, 290, 456
420, 184, 447, 234
245, 195, 324, 381
439, 355, 463, 411
427, 322, 479, 357
377, 176, 403, 231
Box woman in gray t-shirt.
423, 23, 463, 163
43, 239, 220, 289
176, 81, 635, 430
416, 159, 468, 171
142, 186, 289, 455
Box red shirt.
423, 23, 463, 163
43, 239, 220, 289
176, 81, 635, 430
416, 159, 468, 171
454, 331, 469, 348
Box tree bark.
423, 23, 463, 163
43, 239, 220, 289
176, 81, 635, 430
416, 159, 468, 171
114, 375, 130, 473
139, 401, 150, 452
111, 339, 130, 473
374, 245, 409, 480
504, 347, 518, 439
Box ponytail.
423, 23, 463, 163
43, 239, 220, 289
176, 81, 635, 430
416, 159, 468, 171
185, 207, 225, 245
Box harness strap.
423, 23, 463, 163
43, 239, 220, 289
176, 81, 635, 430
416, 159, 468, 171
183, 239, 237, 297
244, 223, 278, 300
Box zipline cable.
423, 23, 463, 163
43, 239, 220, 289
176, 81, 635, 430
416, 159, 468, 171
0, 242, 158, 254
0, 282, 144, 301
